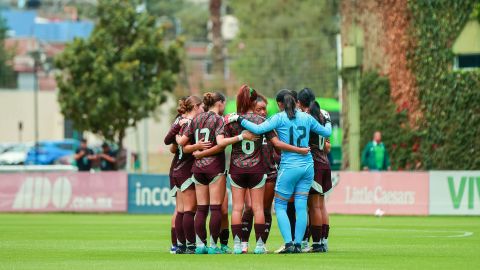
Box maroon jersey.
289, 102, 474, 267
262, 135, 280, 174
309, 131, 330, 168
165, 116, 183, 177
224, 113, 275, 174
184, 111, 225, 173
172, 120, 195, 179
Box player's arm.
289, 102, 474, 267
229, 114, 279, 135
271, 136, 310, 155
100, 153, 116, 163
309, 115, 332, 137
325, 139, 331, 154
164, 122, 181, 145
192, 144, 225, 159
169, 144, 177, 154
216, 132, 259, 148
74, 150, 84, 160
182, 139, 211, 154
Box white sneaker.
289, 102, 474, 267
274, 245, 285, 254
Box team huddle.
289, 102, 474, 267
164, 85, 333, 254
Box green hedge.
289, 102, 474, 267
359, 72, 420, 170
408, 0, 480, 169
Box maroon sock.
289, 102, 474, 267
171, 227, 176, 247
322, 224, 330, 239
231, 224, 243, 242
254, 224, 267, 243
220, 229, 229, 246
287, 201, 296, 239
209, 204, 222, 245
241, 209, 254, 242
194, 205, 209, 245
183, 211, 196, 245
311, 225, 322, 243
303, 223, 311, 242
175, 212, 185, 246
264, 210, 272, 243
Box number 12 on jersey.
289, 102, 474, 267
289, 126, 306, 146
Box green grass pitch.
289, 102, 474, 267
1, 214, 479, 270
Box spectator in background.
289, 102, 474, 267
361, 131, 391, 171
98, 142, 117, 171
74, 139, 95, 171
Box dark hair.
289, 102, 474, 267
203, 92, 225, 110
101, 142, 109, 148
236, 84, 257, 114
256, 93, 267, 104
276, 89, 292, 103
81, 138, 87, 143
298, 88, 325, 125
176, 96, 189, 114
298, 88, 315, 108
178, 96, 201, 114
283, 94, 297, 119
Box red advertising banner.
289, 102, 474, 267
0, 172, 127, 212
327, 172, 429, 216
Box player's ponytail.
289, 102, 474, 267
203, 92, 225, 110
283, 94, 297, 119
177, 96, 189, 114
309, 101, 325, 125
236, 84, 258, 114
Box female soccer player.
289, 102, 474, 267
177, 92, 249, 254
164, 97, 188, 254
227, 89, 332, 253
298, 88, 333, 253
171, 96, 208, 254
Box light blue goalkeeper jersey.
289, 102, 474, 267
240, 110, 332, 168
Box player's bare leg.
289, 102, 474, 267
170, 207, 177, 254
207, 175, 226, 254
263, 181, 275, 247
194, 184, 209, 254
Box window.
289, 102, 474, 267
454, 54, 480, 70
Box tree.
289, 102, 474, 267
229, 0, 338, 97
209, 0, 225, 88
55, 0, 181, 155
0, 14, 15, 88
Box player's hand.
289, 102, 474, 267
195, 138, 211, 150
193, 151, 204, 159
297, 147, 310, 155
241, 130, 259, 141
225, 113, 239, 124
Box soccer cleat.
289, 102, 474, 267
311, 243, 325, 253
185, 245, 196, 254
293, 243, 302, 253
278, 242, 295, 254
195, 245, 208, 254
322, 238, 329, 252
254, 245, 267, 254
241, 242, 249, 254
170, 245, 178, 254
207, 246, 225, 254
221, 244, 232, 254
175, 245, 186, 254
274, 245, 285, 254
301, 241, 312, 253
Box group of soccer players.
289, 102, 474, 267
164, 85, 333, 254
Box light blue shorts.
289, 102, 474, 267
275, 163, 314, 198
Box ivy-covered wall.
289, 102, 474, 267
355, 0, 480, 170
408, 0, 480, 169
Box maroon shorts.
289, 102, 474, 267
193, 172, 224, 186
173, 175, 195, 192
309, 162, 332, 195
229, 173, 266, 189
266, 170, 277, 183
